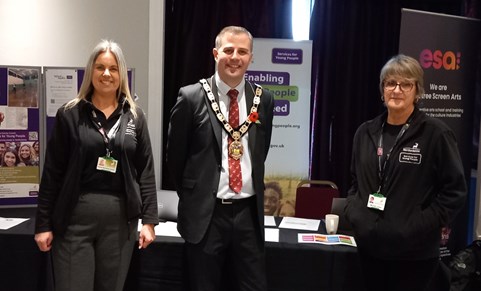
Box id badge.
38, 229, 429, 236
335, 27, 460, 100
367, 193, 386, 211
97, 156, 118, 173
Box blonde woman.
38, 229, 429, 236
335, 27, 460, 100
34, 40, 158, 291
18, 143, 38, 166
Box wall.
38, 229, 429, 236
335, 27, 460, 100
0, 0, 164, 187
0, 0, 149, 104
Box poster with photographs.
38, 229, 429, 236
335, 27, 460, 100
0, 66, 41, 206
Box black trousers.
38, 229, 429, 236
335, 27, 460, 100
51, 193, 137, 291
184, 196, 267, 291
358, 253, 441, 291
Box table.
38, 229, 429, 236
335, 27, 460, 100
124, 217, 364, 291
0, 208, 364, 291
0, 207, 53, 291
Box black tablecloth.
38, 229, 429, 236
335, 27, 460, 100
0, 207, 53, 291
124, 217, 364, 291
0, 208, 364, 291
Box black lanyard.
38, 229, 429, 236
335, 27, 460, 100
376, 114, 414, 193
90, 110, 122, 157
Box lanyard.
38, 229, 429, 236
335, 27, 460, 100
376, 115, 413, 193
91, 110, 122, 157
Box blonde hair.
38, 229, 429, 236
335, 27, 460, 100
18, 143, 35, 164
65, 39, 137, 117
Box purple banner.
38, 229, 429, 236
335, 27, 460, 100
0, 66, 41, 206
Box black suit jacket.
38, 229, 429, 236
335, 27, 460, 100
167, 77, 274, 244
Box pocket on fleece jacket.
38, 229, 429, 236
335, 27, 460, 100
345, 196, 377, 238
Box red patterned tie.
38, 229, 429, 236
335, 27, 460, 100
228, 89, 242, 193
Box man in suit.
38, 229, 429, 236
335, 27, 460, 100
167, 26, 274, 291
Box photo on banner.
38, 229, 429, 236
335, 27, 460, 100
399, 8, 479, 259
246, 39, 312, 217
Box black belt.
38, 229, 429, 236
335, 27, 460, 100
216, 195, 255, 205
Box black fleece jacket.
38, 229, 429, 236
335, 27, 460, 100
35, 98, 158, 235
345, 107, 466, 260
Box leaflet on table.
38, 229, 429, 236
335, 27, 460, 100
278, 216, 320, 231
264, 215, 276, 226
265, 228, 279, 242
0, 217, 29, 230
298, 233, 357, 247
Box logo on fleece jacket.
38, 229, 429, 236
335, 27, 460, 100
125, 118, 136, 137
399, 142, 422, 164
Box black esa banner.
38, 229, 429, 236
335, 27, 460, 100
399, 8, 479, 261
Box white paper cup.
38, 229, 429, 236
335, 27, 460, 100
325, 214, 339, 234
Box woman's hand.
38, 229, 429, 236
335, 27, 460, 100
138, 224, 155, 249
34, 231, 53, 252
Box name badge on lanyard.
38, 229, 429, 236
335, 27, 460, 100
367, 192, 386, 211
371, 117, 412, 212
97, 156, 118, 173
92, 110, 121, 173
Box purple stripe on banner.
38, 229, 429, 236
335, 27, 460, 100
245, 71, 290, 85
28, 108, 40, 130
274, 100, 290, 116
77, 70, 84, 91
0, 68, 7, 105
0, 197, 37, 206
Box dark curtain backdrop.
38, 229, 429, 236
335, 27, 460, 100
309, 0, 400, 197
309, 0, 475, 196
161, 0, 479, 193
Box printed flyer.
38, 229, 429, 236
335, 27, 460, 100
298, 233, 357, 247
0, 66, 41, 205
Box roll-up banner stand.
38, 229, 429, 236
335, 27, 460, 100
246, 38, 313, 217
399, 8, 479, 259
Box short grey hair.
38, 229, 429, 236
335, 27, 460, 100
379, 54, 425, 102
